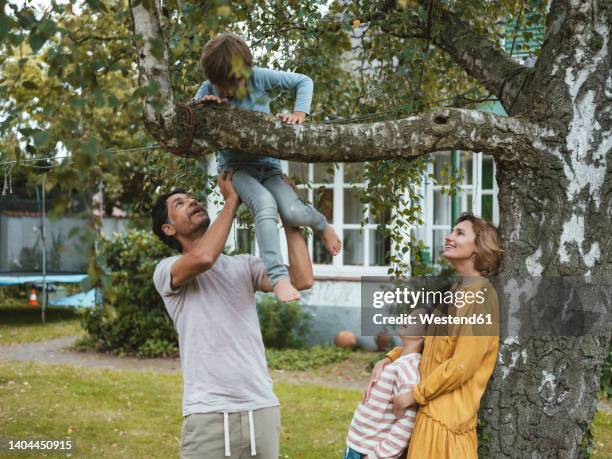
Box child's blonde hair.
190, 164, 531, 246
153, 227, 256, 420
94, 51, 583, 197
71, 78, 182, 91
200, 33, 253, 85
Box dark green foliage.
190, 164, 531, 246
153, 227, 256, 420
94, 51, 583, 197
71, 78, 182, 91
81, 229, 179, 357
265, 346, 350, 370
256, 295, 312, 349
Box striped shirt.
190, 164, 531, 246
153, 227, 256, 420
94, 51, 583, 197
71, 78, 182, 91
347, 353, 421, 459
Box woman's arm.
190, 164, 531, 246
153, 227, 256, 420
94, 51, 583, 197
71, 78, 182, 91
412, 335, 491, 405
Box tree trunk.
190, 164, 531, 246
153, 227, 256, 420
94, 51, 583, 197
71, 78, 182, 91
478, 0, 611, 455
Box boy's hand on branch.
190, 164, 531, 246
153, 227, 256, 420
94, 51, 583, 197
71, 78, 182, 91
198, 95, 227, 104
277, 111, 306, 125
217, 172, 240, 207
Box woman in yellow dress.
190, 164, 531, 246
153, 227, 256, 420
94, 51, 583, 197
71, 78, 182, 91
364, 213, 503, 459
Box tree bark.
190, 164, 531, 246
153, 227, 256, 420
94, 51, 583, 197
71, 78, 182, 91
475, 0, 611, 455
130, 0, 611, 456
432, 6, 532, 114
175, 104, 554, 163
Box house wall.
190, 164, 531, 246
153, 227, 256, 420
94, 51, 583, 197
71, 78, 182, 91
0, 215, 129, 273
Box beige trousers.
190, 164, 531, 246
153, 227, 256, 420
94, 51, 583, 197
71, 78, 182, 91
180, 406, 280, 459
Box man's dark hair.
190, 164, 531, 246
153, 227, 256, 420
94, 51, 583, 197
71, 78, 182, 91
152, 188, 187, 253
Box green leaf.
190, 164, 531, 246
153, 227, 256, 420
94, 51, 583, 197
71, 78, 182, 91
22, 80, 38, 90
93, 89, 105, 108
28, 32, 47, 53
8, 32, 24, 46
69, 96, 85, 109
82, 138, 99, 155
149, 37, 165, 60
31, 129, 49, 146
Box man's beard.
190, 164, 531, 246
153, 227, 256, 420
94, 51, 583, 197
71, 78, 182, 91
193, 215, 211, 233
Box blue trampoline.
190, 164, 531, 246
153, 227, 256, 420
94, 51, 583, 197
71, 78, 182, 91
50, 289, 97, 309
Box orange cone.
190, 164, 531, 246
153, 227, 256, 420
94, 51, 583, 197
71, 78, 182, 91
28, 288, 38, 306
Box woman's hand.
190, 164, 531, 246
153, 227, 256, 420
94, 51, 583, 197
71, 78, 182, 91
392, 389, 416, 418
363, 357, 391, 403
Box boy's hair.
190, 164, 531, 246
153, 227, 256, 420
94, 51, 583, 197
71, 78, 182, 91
200, 33, 253, 85
151, 189, 187, 253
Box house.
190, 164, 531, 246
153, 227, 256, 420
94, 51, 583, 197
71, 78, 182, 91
203, 138, 501, 348
0, 191, 129, 274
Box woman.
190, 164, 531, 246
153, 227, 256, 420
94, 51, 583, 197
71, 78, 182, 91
365, 213, 503, 458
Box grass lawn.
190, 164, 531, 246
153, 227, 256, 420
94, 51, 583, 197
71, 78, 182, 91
592, 408, 612, 459
0, 303, 83, 346
0, 360, 610, 459
0, 360, 356, 458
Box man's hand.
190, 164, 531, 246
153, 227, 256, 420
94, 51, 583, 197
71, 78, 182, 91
363, 357, 392, 403
277, 111, 306, 125
217, 172, 240, 206
392, 389, 416, 418
197, 95, 227, 104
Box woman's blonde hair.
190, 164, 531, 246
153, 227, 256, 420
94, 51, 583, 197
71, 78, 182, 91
456, 213, 503, 277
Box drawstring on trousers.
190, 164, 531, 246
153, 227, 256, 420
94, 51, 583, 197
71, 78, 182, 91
224, 412, 230, 456
248, 410, 256, 456
222, 410, 257, 457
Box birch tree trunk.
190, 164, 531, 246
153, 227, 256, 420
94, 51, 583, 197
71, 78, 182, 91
130, 0, 611, 456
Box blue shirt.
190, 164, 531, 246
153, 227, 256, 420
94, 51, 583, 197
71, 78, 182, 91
194, 67, 313, 170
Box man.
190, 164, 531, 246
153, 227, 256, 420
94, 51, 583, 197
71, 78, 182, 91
151, 173, 313, 458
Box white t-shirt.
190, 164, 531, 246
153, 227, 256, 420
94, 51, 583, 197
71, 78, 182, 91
153, 253, 279, 416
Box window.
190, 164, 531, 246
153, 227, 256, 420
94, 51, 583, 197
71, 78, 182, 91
206, 152, 497, 275
419, 151, 498, 267
287, 162, 391, 276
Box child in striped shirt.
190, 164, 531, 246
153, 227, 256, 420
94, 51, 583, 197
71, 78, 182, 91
344, 322, 424, 459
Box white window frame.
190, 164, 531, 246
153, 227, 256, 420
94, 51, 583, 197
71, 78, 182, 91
209, 152, 498, 275
420, 151, 499, 267
282, 161, 391, 277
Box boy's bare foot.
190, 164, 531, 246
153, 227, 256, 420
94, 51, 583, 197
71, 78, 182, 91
321, 224, 342, 256
273, 278, 301, 303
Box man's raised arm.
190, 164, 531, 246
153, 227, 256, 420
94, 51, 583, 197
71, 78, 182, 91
170, 174, 239, 288
285, 225, 314, 290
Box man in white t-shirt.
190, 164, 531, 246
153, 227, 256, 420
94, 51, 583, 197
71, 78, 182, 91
151, 173, 313, 458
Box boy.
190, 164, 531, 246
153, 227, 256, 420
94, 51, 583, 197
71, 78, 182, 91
344, 320, 425, 459
194, 33, 341, 302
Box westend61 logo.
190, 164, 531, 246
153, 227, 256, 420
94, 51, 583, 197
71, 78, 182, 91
372, 287, 487, 309
360, 276, 501, 337
361, 276, 609, 337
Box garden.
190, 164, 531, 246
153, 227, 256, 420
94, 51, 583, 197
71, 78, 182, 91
0, 228, 610, 457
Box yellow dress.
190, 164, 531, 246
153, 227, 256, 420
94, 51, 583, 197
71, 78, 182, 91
387, 278, 499, 459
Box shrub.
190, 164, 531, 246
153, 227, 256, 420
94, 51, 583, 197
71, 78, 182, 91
256, 295, 311, 349
82, 230, 314, 357
81, 229, 178, 357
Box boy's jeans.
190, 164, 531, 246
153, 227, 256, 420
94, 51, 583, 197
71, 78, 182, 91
343, 446, 365, 459
230, 165, 327, 286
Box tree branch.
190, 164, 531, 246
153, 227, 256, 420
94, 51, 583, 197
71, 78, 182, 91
431, 7, 532, 113
165, 104, 555, 164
